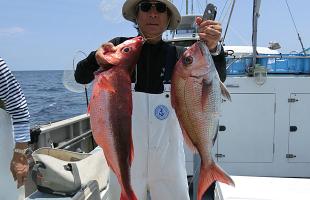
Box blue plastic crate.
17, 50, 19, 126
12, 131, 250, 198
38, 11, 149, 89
226, 57, 252, 75
257, 55, 277, 72
304, 57, 310, 73
257, 54, 306, 73
287, 54, 304, 73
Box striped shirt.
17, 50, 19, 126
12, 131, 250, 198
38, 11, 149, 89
0, 57, 30, 142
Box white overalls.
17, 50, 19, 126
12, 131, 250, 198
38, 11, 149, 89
0, 109, 22, 200
107, 85, 190, 200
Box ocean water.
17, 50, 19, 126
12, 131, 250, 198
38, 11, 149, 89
12, 70, 91, 127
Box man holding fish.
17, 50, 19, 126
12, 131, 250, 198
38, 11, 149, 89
75, 0, 233, 199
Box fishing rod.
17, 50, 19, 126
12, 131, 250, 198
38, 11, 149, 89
221, 0, 236, 44
72, 50, 89, 108
285, 0, 306, 55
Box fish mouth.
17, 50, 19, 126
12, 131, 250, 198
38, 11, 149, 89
189, 42, 212, 78
138, 36, 146, 44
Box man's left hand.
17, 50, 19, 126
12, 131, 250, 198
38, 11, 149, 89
196, 17, 222, 52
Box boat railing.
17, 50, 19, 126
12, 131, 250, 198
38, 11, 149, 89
56, 130, 92, 150
256, 54, 310, 59
30, 114, 93, 152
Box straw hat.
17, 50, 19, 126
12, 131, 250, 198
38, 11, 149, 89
122, 0, 181, 30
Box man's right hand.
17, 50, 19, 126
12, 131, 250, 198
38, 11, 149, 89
95, 42, 117, 68
10, 152, 29, 188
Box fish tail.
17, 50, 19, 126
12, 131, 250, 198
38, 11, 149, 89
98, 75, 116, 93
87, 104, 90, 114
197, 162, 235, 200
220, 81, 231, 101
120, 189, 138, 200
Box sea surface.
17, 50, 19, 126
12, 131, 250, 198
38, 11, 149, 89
12, 70, 91, 127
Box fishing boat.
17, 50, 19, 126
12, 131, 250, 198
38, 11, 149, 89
3, 0, 309, 199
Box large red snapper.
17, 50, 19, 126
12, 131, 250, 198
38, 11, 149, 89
88, 36, 143, 200
171, 41, 234, 200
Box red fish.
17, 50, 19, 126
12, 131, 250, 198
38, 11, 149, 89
88, 36, 143, 200
171, 41, 234, 200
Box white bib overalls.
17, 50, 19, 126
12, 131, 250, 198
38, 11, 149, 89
107, 85, 190, 200
0, 109, 22, 200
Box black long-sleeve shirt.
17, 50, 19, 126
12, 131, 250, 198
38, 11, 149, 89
75, 37, 226, 94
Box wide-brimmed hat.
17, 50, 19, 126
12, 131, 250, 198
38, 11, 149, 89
122, 0, 181, 30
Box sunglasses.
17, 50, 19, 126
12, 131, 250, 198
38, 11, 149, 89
138, 2, 167, 13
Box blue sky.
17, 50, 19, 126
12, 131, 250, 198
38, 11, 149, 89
1, 0, 309, 71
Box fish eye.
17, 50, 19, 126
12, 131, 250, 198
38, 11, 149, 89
183, 56, 193, 65
122, 47, 131, 53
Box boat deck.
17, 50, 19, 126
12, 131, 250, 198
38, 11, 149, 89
27, 175, 310, 200
215, 176, 310, 200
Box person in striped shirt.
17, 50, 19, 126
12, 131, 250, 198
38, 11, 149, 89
0, 57, 30, 188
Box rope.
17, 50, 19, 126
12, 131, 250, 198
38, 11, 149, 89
218, 0, 229, 21
219, 0, 233, 23
285, 0, 306, 54
285, 0, 299, 37
196, 0, 204, 15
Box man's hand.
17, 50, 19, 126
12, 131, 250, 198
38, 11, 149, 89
196, 17, 222, 52
95, 42, 117, 68
10, 152, 29, 188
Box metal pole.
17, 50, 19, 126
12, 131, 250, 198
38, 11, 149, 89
191, 0, 194, 14
186, 0, 188, 15
252, 0, 261, 69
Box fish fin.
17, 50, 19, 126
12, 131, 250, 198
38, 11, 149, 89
171, 92, 176, 110
198, 162, 235, 200
170, 83, 177, 110
98, 75, 116, 93
88, 86, 99, 114
220, 81, 231, 101
87, 104, 90, 114
202, 81, 211, 110
120, 189, 138, 200
91, 82, 101, 98
180, 125, 197, 153
103, 153, 113, 169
